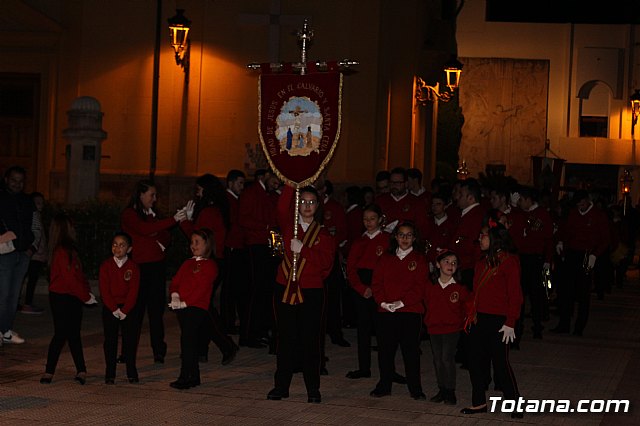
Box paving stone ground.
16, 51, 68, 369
2, 270, 639, 425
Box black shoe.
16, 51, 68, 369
429, 390, 445, 403
154, 355, 165, 364
128, 377, 139, 384
307, 390, 321, 403
330, 336, 351, 347
460, 405, 487, 414
40, 374, 53, 384
105, 377, 115, 385
443, 390, 457, 405
370, 388, 391, 398
346, 369, 371, 379
74, 373, 86, 385
320, 367, 329, 376
222, 344, 239, 366
267, 388, 289, 400
392, 372, 407, 384
170, 378, 199, 389
411, 392, 426, 400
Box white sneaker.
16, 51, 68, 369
3, 330, 25, 344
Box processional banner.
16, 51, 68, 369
258, 69, 343, 187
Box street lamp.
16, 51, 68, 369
621, 168, 634, 215
631, 89, 640, 137
168, 9, 191, 73
414, 57, 463, 180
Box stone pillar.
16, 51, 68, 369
63, 96, 107, 204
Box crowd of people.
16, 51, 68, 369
0, 163, 636, 418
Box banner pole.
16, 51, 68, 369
292, 185, 301, 282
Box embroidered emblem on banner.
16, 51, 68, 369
259, 72, 343, 187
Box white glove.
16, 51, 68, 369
384, 220, 399, 233
85, 292, 97, 305
380, 302, 395, 312
174, 209, 187, 222
391, 300, 405, 311
170, 292, 182, 310
180, 301, 187, 309
543, 262, 551, 271
113, 308, 127, 320
587, 254, 596, 269
184, 200, 195, 221
499, 325, 516, 344
510, 192, 520, 207
290, 238, 303, 253
556, 241, 563, 256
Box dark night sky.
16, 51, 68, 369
485, 0, 640, 24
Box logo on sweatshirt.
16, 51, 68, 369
408, 261, 417, 271
124, 270, 132, 281
450, 291, 459, 303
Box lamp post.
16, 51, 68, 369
621, 168, 634, 216
149, 6, 192, 180
415, 57, 463, 181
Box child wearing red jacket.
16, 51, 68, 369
423, 250, 469, 405
370, 222, 427, 400
41, 213, 97, 385
345, 204, 389, 379
99, 231, 140, 384
168, 228, 217, 390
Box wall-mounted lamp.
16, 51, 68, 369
168, 9, 191, 72
621, 168, 634, 195
457, 160, 470, 180
631, 89, 640, 137
416, 57, 463, 105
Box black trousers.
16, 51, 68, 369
557, 250, 592, 333
45, 292, 86, 375
136, 261, 167, 358
176, 307, 210, 382
457, 268, 475, 367
468, 313, 519, 406
197, 295, 237, 357
23, 259, 45, 306
243, 245, 277, 342
272, 285, 325, 394
429, 332, 460, 391
222, 247, 247, 332
353, 291, 377, 372
102, 305, 140, 378
375, 311, 423, 395
517, 254, 546, 337
324, 255, 345, 339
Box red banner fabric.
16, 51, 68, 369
259, 72, 343, 187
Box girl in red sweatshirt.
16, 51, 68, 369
41, 213, 97, 385
99, 231, 140, 384
168, 228, 217, 389
370, 221, 427, 400
423, 250, 468, 405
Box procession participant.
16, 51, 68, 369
369, 222, 427, 400
375, 167, 429, 236
121, 180, 185, 363
267, 184, 335, 403
461, 221, 523, 418
423, 192, 458, 269
552, 190, 609, 336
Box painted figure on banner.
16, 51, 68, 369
278, 97, 321, 156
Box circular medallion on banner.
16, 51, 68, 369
376, 246, 384, 256
408, 261, 417, 271
450, 291, 459, 303
124, 270, 132, 281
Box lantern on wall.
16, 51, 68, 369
168, 9, 191, 70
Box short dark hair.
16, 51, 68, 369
573, 190, 590, 203
517, 185, 538, 202
460, 178, 481, 203
113, 231, 133, 247
407, 168, 423, 182
389, 167, 407, 180
375, 170, 390, 182
226, 169, 245, 183
4, 165, 26, 179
